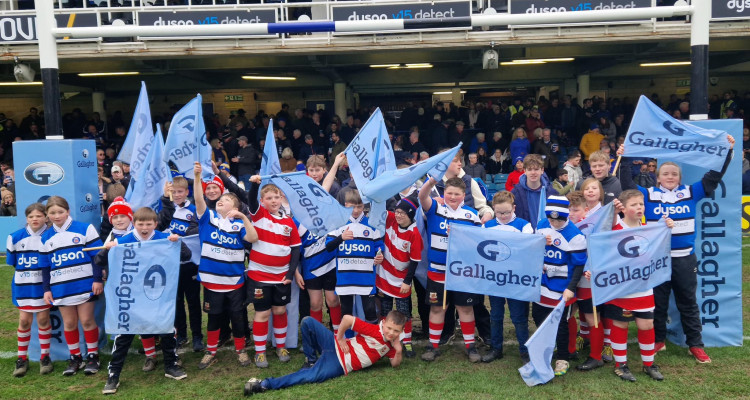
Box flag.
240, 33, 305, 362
269, 279, 300, 349
105, 239, 180, 335
259, 120, 280, 195
344, 108, 396, 189
623, 95, 730, 171
413, 204, 429, 288
575, 201, 615, 237
360, 143, 461, 203
536, 185, 547, 226
163, 95, 212, 180
445, 224, 544, 302
118, 81, 154, 178
181, 234, 201, 265
267, 171, 352, 237
368, 200, 389, 234
588, 222, 672, 306
519, 300, 565, 386
126, 124, 170, 211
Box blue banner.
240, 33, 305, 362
105, 239, 180, 335
518, 300, 565, 386
181, 234, 201, 265
269, 279, 300, 349
360, 143, 461, 203
344, 108, 396, 191
445, 224, 544, 301
28, 297, 107, 361
259, 120, 281, 194
588, 223, 672, 306
267, 171, 352, 237
667, 119, 743, 347
163, 95, 212, 180
118, 81, 154, 178
623, 96, 729, 172
575, 201, 615, 237
126, 125, 170, 211
536, 186, 547, 226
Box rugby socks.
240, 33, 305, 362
38, 327, 51, 356
428, 322, 443, 349
610, 324, 628, 366
141, 337, 156, 358
329, 305, 342, 335
589, 322, 604, 361
234, 337, 246, 353
403, 319, 413, 345
273, 313, 288, 349
253, 320, 269, 354
64, 328, 81, 356
459, 320, 476, 349
603, 318, 613, 346
17, 328, 31, 360
579, 313, 590, 340
638, 328, 655, 367
310, 309, 323, 323
206, 329, 220, 355
84, 328, 99, 355
567, 317, 578, 354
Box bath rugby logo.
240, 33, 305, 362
72, 237, 81, 244
676, 192, 685, 199
363, 230, 370, 237
465, 213, 472, 218
231, 224, 240, 231
553, 238, 561, 246
549, 211, 559, 219
186, 214, 193, 221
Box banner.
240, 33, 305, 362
445, 224, 545, 302
182, 234, 202, 265
588, 223, 672, 306
126, 125, 170, 211
360, 143, 461, 203
0, 13, 98, 43
575, 201, 615, 237
163, 95, 212, 180
137, 9, 277, 27
536, 185, 547, 226
667, 119, 743, 347
268, 172, 352, 237
269, 279, 300, 349
332, 1, 471, 26
510, 0, 650, 14
259, 120, 281, 195
712, 0, 750, 19
105, 239, 180, 335
118, 81, 154, 178
518, 300, 565, 386
623, 96, 730, 172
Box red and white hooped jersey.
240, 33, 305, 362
247, 207, 301, 284
376, 212, 423, 298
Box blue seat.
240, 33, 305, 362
473, 178, 488, 200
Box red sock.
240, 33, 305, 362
403, 319, 413, 345
141, 336, 156, 358
603, 318, 613, 346
84, 327, 99, 355
234, 337, 246, 353
428, 321, 443, 349
610, 324, 628, 366
64, 328, 81, 357
273, 313, 288, 349
567, 316, 578, 354
638, 328, 655, 367
459, 320, 476, 348
579, 312, 590, 339
17, 328, 31, 360
253, 320, 269, 353
310, 309, 323, 323
38, 327, 51, 357
588, 321, 604, 361
329, 305, 342, 335
206, 329, 220, 355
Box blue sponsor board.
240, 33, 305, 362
137, 9, 277, 26
332, 1, 471, 25
509, 0, 650, 14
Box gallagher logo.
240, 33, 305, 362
143, 265, 167, 300
24, 162, 65, 186
617, 235, 649, 258
477, 240, 512, 262
81, 149, 90, 159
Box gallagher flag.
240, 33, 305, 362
536, 185, 547, 227
519, 300, 565, 386
588, 222, 672, 306
105, 239, 180, 335
126, 124, 170, 211
624, 95, 729, 171
118, 81, 154, 178
360, 143, 462, 203
268, 171, 352, 237
259, 120, 281, 194
445, 224, 545, 302
575, 201, 615, 237
163, 95, 212, 180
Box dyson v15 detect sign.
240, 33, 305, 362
332, 1, 471, 25
509, 0, 650, 14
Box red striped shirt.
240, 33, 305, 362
376, 212, 422, 298
247, 207, 301, 283
335, 318, 396, 374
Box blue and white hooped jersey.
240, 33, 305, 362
40, 217, 103, 306
295, 218, 336, 281
165, 200, 197, 237
640, 183, 704, 258
197, 209, 247, 293
536, 219, 587, 308
424, 199, 480, 283
483, 214, 533, 234
7, 225, 51, 311
329, 221, 384, 296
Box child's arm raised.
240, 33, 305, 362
418, 176, 437, 213
322, 152, 345, 193
248, 175, 261, 215
193, 162, 207, 217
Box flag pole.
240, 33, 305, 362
612, 155, 622, 176
593, 305, 599, 328
82, 245, 107, 252
442, 289, 447, 310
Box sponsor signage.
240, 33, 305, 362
712, 0, 750, 19
137, 9, 277, 27
332, 1, 471, 25
509, 0, 650, 14
0, 13, 98, 43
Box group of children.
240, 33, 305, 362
8, 134, 734, 394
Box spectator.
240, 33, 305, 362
108, 164, 130, 191
2, 167, 14, 193
505, 157, 524, 191
469, 132, 488, 154
0, 187, 16, 216
563, 149, 584, 188
298, 134, 321, 163
210, 138, 229, 165
524, 107, 545, 142
487, 131, 506, 155
280, 147, 298, 173
233, 136, 259, 189
463, 153, 486, 181
405, 129, 427, 160
580, 124, 604, 162
552, 169, 573, 196
532, 128, 559, 178
486, 148, 504, 175
329, 130, 347, 162
509, 127, 530, 164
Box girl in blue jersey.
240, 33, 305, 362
40, 196, 104, 377
9, 203, 53, 377
617, 135, 735, 364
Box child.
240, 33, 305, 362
8, 203, 53, 377
575, 150, 622, 204
481, 191, 533, 363
505, 156, 524, 192
307, 155, 340, 199
566, 190, 588, 224
563, 149, 583, 188
96, 207, 193, 394
511, 154, 557, 229
617, 136, 734, 363
418, 176, 482, 362
244, 311, 406, 396
553, 169, 574, 196
40, 196, 104, 376
246, 174, 302, 368
534, 195, 587, 376
376, 198, 423, 358
193, 163, 259, 369
160, 177, 204, 352
565, 191, 590, 354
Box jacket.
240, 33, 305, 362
511, 174, 558, 230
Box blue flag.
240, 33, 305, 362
105, 239, 180, 335
624, 95, 730, 171
360, 143, 461, 203
344, 108, 396, 189
267, 171, 352, 237
445, 224, 544, 302
536, 185, 547, 226
126, 124, 170, 211
118, 81, 154, 178
163, 95, 212, 180
519, 300, 565, 386
575, 201, 615, 237
182, 234, 201, 265
413, 204, 429, 288
259, 120, 281, 193
588, 222, 672, 306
